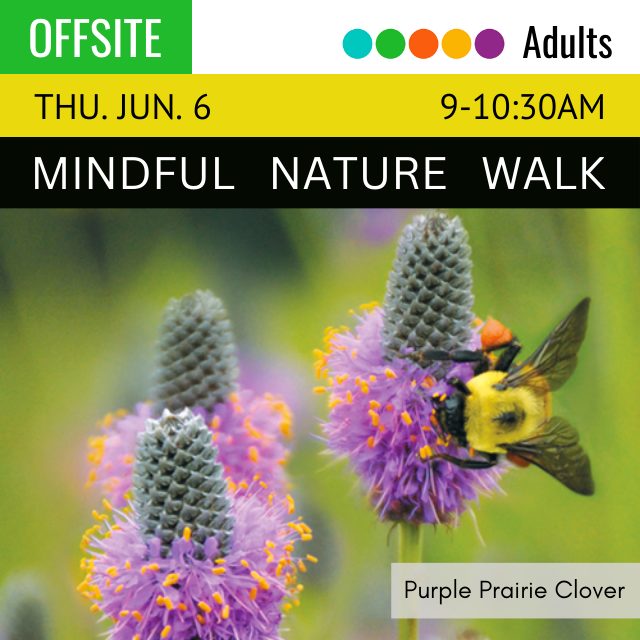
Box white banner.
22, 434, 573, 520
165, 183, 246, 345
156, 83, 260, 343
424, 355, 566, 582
193, 0, 639, 74
391, 563, 640, 619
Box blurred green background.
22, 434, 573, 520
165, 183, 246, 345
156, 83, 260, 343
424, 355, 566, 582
0, 209, 638, 640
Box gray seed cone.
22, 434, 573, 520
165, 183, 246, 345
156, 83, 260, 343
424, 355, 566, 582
152, 290, 239, 415
382, 212, 474, 368
0, 575, 50, 640
132, 408, 234, 559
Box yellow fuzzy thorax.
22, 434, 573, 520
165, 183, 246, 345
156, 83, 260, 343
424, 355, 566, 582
464, 371, 550, 454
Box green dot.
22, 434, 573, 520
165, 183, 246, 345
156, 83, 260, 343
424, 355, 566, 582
376, 29, 405, 59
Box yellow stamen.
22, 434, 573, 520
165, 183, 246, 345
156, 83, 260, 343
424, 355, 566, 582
222, 605, 230, 619
212, 567, 226, 575
163, 573, 180, 587
183, 527, 191, 541
401, 412, 412, 425
213, 592, 223, 605
384, 368, 397, 379
161, 625, 171, 639
313, 387, 326, 394
198, 602, 212, 613
419, 445, 432, 459
133, 611, 143, 622
306, 554, 318, 563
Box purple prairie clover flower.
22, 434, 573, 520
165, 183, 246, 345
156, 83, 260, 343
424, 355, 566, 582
87, 290, 294, 508
79, 487, 311, 640
80, 409, 313, 640
317, 306, 504, 525
87, 392, 293, 509
315, 212, 506, 525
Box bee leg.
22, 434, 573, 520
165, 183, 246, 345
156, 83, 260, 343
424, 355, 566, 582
473, 358, 491, 375
447, 377, 472, 396
400, 348, 487, 366
492, 339, 522, 372
429, 452, 499, 470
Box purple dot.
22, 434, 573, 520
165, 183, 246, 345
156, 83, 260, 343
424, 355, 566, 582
475, 29, 504, 59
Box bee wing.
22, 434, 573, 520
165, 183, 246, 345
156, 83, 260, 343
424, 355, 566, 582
504, 416, 594, 495
502, 298, 590, 393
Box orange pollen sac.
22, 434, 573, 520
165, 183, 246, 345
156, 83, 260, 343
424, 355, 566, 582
481, 318, 513, 350
506, 451, 532, 468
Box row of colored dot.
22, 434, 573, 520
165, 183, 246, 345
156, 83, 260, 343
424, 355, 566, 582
343, 29, 504, 60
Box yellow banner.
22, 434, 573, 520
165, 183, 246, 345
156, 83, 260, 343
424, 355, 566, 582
2, 74, 636, 137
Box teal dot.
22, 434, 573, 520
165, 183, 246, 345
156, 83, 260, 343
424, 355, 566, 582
343, 29, 372, 59
376, 29, 405, 59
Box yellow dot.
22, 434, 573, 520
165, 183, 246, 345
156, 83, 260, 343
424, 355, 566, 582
442, 29, 471, 59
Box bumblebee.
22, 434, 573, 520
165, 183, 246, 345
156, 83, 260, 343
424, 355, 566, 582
407, 298, 594, 496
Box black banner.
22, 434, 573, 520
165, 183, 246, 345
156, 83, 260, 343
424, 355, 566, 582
2, 137, 638, 207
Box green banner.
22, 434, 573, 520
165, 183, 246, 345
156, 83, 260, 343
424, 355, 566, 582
0, 0, 191, 73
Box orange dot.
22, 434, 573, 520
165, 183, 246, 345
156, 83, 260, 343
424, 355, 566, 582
442, 29, 471, 59
409, 29, 438, 59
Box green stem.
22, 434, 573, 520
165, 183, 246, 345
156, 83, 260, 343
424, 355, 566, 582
398, 522, 423, 640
